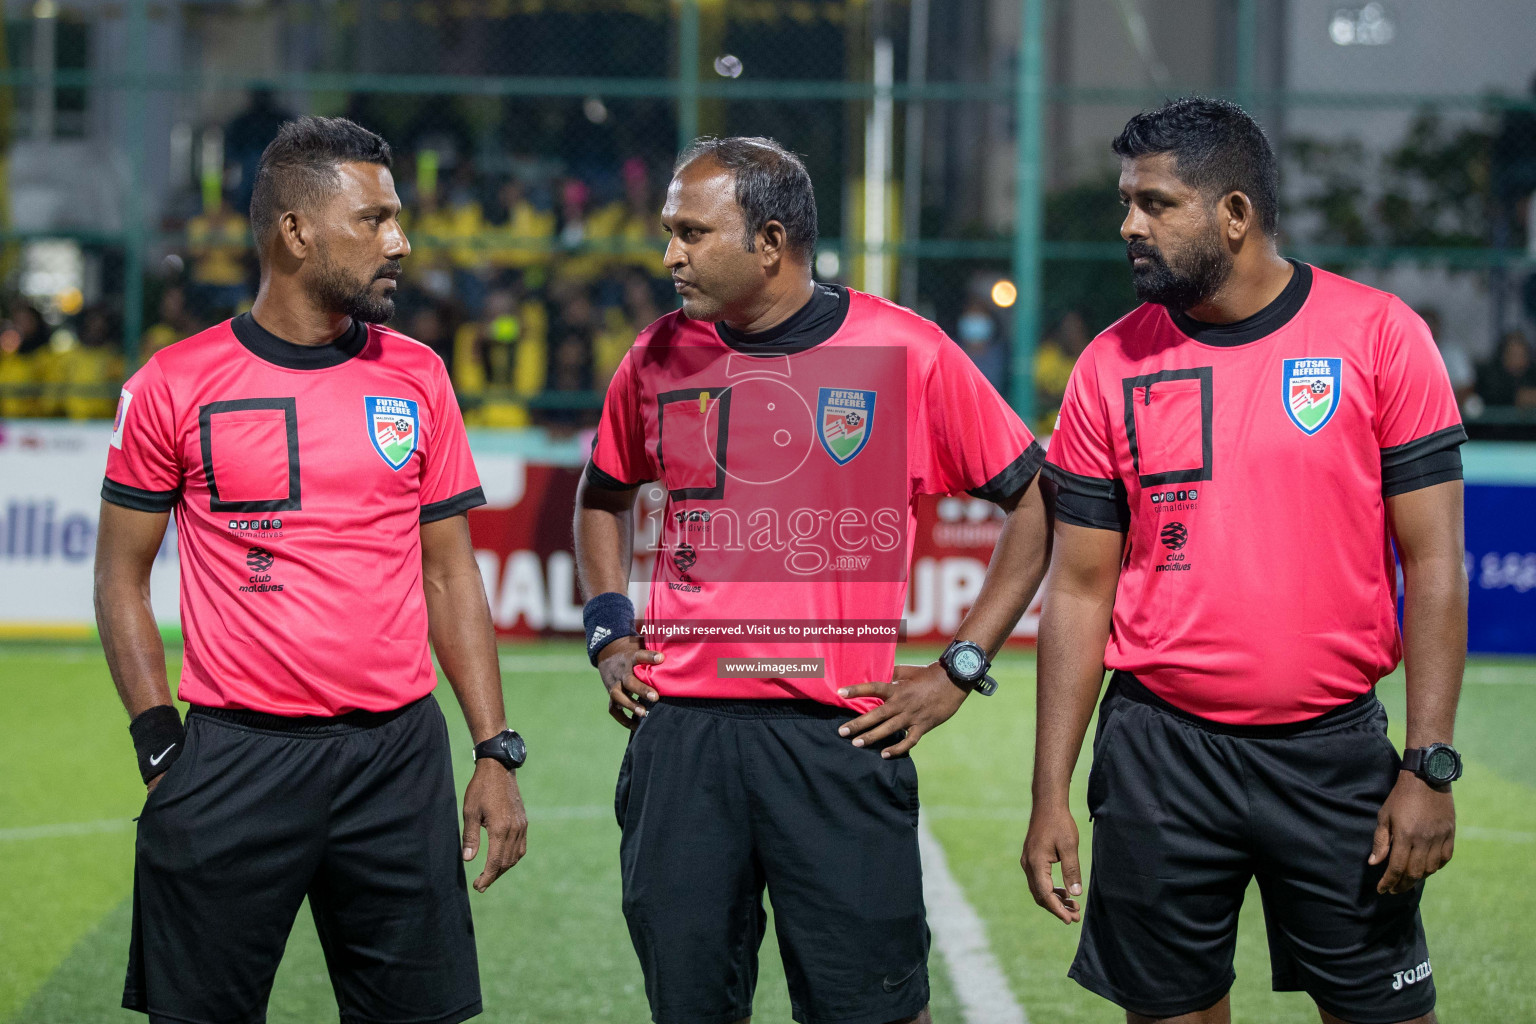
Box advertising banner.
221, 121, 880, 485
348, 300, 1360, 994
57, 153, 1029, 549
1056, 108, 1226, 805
0, 421, 180, 633
1464, 483, 1536, 654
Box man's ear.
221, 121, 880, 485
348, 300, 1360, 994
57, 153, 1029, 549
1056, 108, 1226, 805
278, 210, 311, 261
1220, 191, 1255, 244
758, 219, 788, 267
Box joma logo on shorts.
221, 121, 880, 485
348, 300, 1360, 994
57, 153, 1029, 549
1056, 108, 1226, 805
1392, 960, 1432, 991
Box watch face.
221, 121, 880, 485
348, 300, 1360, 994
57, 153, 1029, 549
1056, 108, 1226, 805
1426, 747, 1457, 782
506, 732, 527, 764
951, 646, 985, 679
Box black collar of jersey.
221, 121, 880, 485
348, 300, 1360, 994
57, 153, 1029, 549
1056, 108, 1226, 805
714, 283, 850, 356
1167, 259, 1312, 347
232, 312, 370, 369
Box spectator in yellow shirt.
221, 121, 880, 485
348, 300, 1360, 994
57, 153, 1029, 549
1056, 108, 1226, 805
57, 305, 125, 420
455, 287, 549, 428
1034, 310, 1091, 435
586, 157, 668, 282
185, 193, 252, 316
140, 285, 199, 364
484, 178, 557, 280
594, 269, 665, 388
0, 303, 53, 417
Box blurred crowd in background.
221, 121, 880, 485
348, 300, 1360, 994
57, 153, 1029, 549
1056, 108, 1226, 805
5, 69, 1536, 435
0, 87, 682, 430
0, 90, 1095, 433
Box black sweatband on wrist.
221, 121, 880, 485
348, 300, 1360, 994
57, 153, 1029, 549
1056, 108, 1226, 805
584, 592, 638, 666
129, 704, 185, 784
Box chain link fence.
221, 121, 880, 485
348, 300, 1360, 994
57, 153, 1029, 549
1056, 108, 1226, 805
2, 0, 1534, 437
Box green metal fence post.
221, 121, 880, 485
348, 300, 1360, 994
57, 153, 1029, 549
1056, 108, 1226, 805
1235, 0, 1257, 109
1009, 0, 1045, 423
677, 0, 699, 151
122, 0, 149, 364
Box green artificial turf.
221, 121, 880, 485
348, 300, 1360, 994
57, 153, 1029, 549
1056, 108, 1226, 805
2, 641, 1532, 1022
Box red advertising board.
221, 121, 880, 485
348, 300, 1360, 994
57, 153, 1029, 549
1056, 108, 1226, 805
468, 463, 1039, 644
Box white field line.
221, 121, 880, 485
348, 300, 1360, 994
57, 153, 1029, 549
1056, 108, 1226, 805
1460, 826, 1536, 843
918, 818, 1029, 1024
0, 818, 134, 841
497, 654, 593, 673
1463, 666, 1536, 685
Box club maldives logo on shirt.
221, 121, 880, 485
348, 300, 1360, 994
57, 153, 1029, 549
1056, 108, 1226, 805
817, 388, 875, 465
366, 396, 419, 469
1282, 358, 1342, 435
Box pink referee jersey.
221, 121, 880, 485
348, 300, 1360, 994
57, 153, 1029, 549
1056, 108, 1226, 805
589, 287, 1041, 713
1045, 262, 1465, 725
102, 313, 484, 716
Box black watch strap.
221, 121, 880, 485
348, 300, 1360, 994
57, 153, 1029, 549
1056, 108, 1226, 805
940, 640, 999, 696
1401, 744, 1461, 787
474, 729, 527, 771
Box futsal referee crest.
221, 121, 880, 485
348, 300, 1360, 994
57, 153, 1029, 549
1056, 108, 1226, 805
366, 396, 419, 469
817, 387, 875, 465
1282, 358, 1341, 435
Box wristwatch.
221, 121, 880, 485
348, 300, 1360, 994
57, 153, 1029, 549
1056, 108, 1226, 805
1401, 743, 1462, 788
473, 729, 527, 771
939, 640, 999, 696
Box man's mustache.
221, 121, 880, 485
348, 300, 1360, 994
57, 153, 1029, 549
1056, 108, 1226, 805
375, 261, 403, 281
1126, 241, 1164, 264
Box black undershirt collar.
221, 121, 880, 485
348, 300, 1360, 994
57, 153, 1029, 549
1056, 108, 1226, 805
1168, 259, 1312, 347
232, 311, 369, 369
715, 283, 850, 356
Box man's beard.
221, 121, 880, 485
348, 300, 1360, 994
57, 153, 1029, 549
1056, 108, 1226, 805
308, 249, 400, 324
1127, 230, 1232, 312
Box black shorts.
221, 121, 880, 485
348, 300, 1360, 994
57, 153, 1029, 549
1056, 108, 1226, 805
1071, 672, 1435, 1024
615, 697, 930, 1024
124, 694, 481, 1024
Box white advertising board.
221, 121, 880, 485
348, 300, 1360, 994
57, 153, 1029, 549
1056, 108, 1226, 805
0, 421, 180, 632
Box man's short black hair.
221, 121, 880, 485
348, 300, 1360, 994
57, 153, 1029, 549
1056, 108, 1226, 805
675, 136, 818, 262
1112, 97, 1280, 236
249, 116, 393, 255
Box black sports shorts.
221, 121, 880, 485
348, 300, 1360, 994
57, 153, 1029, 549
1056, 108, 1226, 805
615, 697, 930, 1024
1071, 672, 1435, 1024
124, 694, 481, 1024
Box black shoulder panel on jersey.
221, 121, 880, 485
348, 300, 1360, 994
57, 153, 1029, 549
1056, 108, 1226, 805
1381, 424, 1467, 468
1041, 463, 1129, 532
584, 460, 649, 491
1381, 424, 1468, 497
1382, 450, 1463, 497
420, 486, 486, 523
102, 477, 181, 513
967, 441, 1047, 505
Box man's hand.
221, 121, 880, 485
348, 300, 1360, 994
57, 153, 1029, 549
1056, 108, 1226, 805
462, 761, 528, 893
1022, 801, 1082, 924
1370, 772, 1455, 895
597, 636, 663, 730
836, 663, 968, 758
